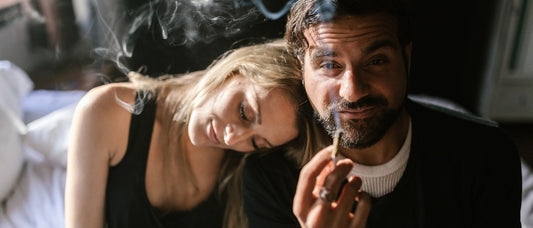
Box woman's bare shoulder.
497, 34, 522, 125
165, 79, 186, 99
77, 83, 137, 111
71, 83, 138, 160
74, 82, 140, 133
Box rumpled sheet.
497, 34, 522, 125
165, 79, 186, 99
0, 160, 66, 228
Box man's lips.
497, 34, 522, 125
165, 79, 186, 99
338, 106, 377, 119
209, 121, 220, 144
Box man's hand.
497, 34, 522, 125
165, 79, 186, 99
293, 146, 372, 228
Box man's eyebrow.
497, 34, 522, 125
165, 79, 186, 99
363, 39, 399, 55
310, 47, 337, 60
309, 40, 398, 59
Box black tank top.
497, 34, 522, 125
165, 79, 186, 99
105, 93, 225, 227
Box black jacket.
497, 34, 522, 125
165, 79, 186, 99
243, 99, 522, 228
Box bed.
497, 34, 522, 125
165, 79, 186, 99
0, 61, 84, 228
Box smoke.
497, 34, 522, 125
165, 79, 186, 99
92, 0, 294, 76
315, 0, 336, 21
249, 0, 294, 20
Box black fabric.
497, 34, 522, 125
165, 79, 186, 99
243, 98, 522, 228
105, 94, 224, 228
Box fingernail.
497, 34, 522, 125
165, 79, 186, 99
335, 162, 352, 173
336, 158, 352, 165
348, 176, 362, 189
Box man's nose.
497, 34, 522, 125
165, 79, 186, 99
338, 69, 368, 102
223, 124, 254, 146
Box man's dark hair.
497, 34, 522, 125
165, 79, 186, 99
284, 0, 412, 59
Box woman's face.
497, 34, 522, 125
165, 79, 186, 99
188, 74, 299, 152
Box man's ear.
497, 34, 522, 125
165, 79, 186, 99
298, 55, 305, 82
405, 42, 413, 71
297, 55, 304, 66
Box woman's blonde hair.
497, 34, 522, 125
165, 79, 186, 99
128, 40, 327, 228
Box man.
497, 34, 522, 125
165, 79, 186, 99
242, 0, 523, 227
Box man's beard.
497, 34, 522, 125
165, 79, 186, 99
316, 96, 401, 149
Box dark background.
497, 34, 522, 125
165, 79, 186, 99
102, 0, 500, 116
21, 0, 499, 115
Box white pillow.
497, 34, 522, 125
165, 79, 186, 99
23, 103, 79, 168
0, 61, 33, 201
22, 90, 86, 124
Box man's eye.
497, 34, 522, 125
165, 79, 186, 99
320, 62, 338, 69
368, 58, 387, 65
239, 102, 249, 121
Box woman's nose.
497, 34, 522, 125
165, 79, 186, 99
223, 124, 254, 146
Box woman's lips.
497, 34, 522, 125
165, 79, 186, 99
209, 121, 220, 144
338, 106, 376, 119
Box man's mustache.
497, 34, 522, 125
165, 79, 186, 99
332, 96, 388, 111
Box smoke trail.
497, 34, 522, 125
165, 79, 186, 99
315, 0, 336, 21
249, 0, 295, 20
93, 0, 297, 76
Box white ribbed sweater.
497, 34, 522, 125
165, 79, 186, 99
344, 119, 412, 198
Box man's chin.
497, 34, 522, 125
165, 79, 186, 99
339, 111, 398, 149
339, 126, 380, 149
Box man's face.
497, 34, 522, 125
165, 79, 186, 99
302, 13, 410, 149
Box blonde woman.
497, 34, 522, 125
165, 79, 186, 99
65, 40, 325, 228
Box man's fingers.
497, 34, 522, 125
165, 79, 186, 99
335, 175, 362, 216
316, 159, 354, 205
294, 146, 335, 216
350, 191, 372, 228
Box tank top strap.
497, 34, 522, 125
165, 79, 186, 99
120, 91, 157, 168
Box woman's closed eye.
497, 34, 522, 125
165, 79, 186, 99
251, 138, 260, 150
239, 101, 252, 121
251, 136, 271, 151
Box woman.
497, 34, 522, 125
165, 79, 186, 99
65, 40, 324, 228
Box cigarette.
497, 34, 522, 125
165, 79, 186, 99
331, 129, 341, 162
329, 90, 343, 162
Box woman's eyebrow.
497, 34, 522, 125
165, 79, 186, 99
251, 89, 262, 125
251, 89, 276, 149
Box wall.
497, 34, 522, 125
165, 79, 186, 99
483, 0, 533, 122
0, 2, 32, 71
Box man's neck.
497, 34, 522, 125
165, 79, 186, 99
340, 109, 410, 166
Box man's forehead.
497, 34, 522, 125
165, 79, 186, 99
304, 34, 399, 58
303, 13, 398, 44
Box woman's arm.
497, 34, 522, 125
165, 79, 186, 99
65, 84, 134, 228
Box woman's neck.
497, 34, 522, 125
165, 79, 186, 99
148, 108, 225, 211
176, 132, 225, 206
183, 132, 226, 184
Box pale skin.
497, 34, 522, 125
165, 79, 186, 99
65, 75, 298, 227
293, 13, 412, 227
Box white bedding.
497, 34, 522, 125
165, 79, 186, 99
0, 160, 66, 228
0, 93, 80, 228
0, 61, 83, 228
